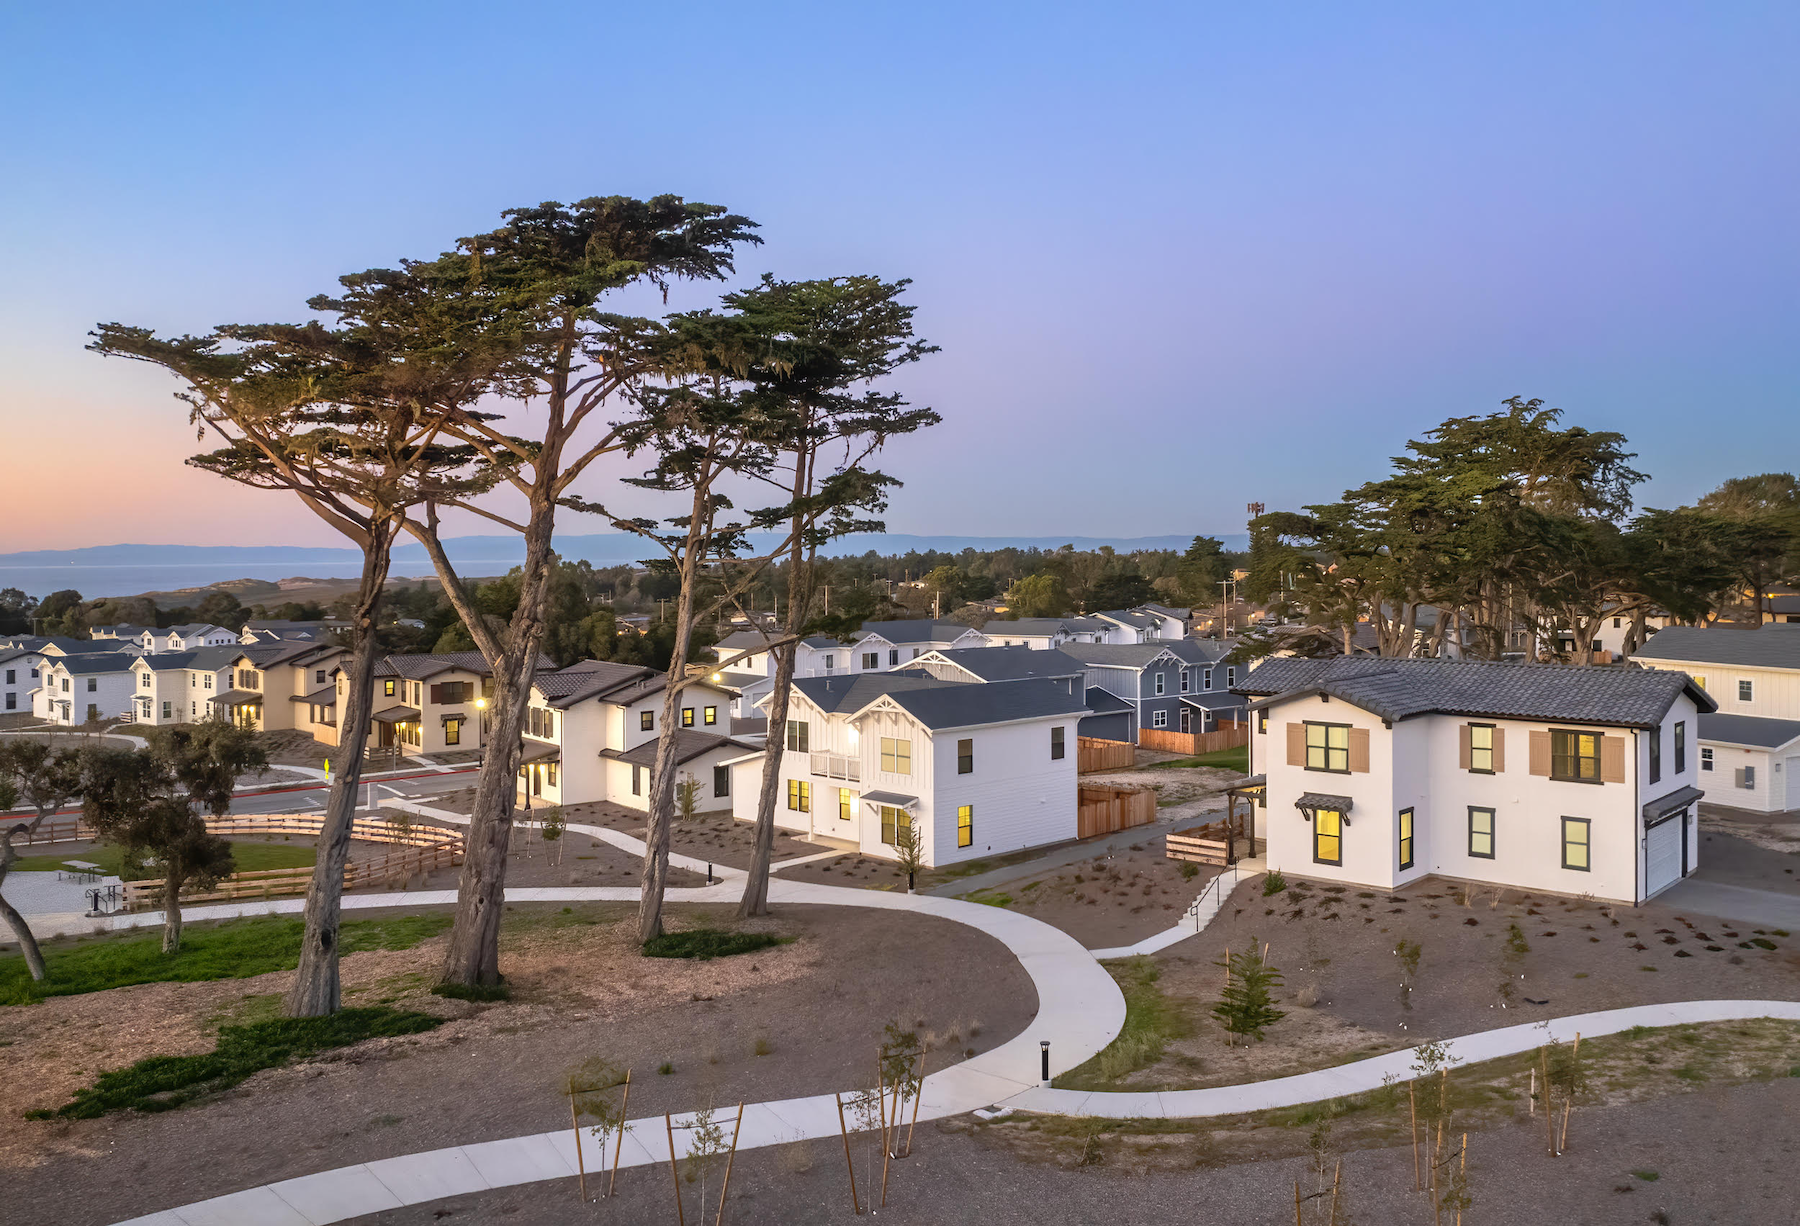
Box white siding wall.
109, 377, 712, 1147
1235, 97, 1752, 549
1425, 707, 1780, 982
0, 654, 42, 715
927, 719, 1078, 867
1638, 660, 1800, 721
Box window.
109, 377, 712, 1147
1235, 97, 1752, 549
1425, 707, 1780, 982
1051, 726, 1066, 760
1550, 729, 1601, 782
889, 649, 899, 666
161, 701, 171, 719
1226, 666, 1236, 687
140, 673, 150, 688
1648, 729, 1661, 784
1738, 679, 1754, 702
1312, 809, 1342, 865
316, 669, 327, 684
444, 718, 461, 746
1152, 710, 1168, 728
912, 648, 922, 659
1468, 724, 1494, 773
384, 679, 396, 697
204, 675, 212, 688
823, 654, 835, 671
86, 704, 98, 722
1305, 722, 1350, 772
1701, 746, 1714, 772
839, 787, 854, 820
704, 705, 717, 726
1154, 672, 1165, 695
880, 737, 912, 774
86, 678, 97, 692
1179, 669, 1189, 693
880, 805, 909, 846
1398, 808, 1414, 870
714, 765, 729, 798
1693, 675, 1706, 691
786, 720, 810, 753
682, 707, 695, 728
1561, 817, 1590, 871
3, 695, 12, 710
862, 652, 878, 670
1202, 668, 1213, 690
631, 765, 642, 796
1674, 722, 1686, 774
547, 762, 557, 787
957, 738, 973, 774
1258, 710, 1268, 734
1613, 617, 1622, 628
957, 805, 973, 848
60, 678, 69, 692
1738, 765, 1756, 790
641, 711, 654, 732
1468, 807, 1495, 859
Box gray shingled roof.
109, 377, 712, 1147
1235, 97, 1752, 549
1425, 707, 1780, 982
1056, 641, 1226, 669
793, 673, 953, 714
48, 653, 137, 675
925, 645, 1083, 682
1096, 609, 1161, 630
1238, 656, 1713, 729
856, 619, 981, 645
601, 729, 759, 767
1083, 686, 1133, 715
1697, 712, 1800, 749
1630, 625, 1800, 670
872, 677, 1089, 731
136, 646, 247, 673
983, 618, 1077, 637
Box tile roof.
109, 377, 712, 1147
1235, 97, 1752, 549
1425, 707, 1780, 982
1238, 656, 1713, 729
1630, 625, 1800, 671
535, 661, 658, 704
1696, 712, 1800, 750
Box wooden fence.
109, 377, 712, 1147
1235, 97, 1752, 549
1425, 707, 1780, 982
1164, 811, 1251, 867
1076, 784, 1158, 840
1138, 723, 1249, 757
1077, 736, 1136, 773
3, 816, 96, 847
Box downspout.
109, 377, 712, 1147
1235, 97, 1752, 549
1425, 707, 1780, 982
1632, 728, 1642, 906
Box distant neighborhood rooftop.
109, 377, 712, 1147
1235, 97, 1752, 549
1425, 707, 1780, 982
1631, 624, 1800, 670
1238, 655, 1714, 729
1696, 712, 1800, 750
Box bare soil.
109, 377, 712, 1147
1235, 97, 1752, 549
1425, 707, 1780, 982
1087, 761, 1241, 809
3, 902, 1035, 1226
255, 728, 333, 768
374, 813, 705, 892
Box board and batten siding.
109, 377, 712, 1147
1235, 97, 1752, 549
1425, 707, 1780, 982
1636, 659, 1800, 721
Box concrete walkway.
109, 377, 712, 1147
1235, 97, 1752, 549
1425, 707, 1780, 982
1656, 878, 1800, 930
1091, 865, 1249, 958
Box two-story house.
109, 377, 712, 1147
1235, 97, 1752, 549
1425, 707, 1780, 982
0, 647, 45, 716
34, 653, 139, 725
1057, 640, 1245, 739
707, 630, 868, 720
853, 619, 989, 665
316, 651, 509, 757
202, 642, 347, 736
1630, 623, 1800, 813
147, 623, 240, 653
731, 672, 1087, 866
1239, 656, 1712, 904
902, 645, 1131, 741
127, 646, 246, 725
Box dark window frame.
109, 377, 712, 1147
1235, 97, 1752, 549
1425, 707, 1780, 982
713, 765, 729, 798
1050, 726, 1066, 760
1560, 816, 1591, 871
1549, 728, 1603, 784
704, 705, 717, 726
1738, 678, 1754, 702
640, 710, 654, 732
1674, 721, 1686, 774
681, 706, 695, 728
1468, 723, 1495, 774
1398, 807, 1414, 870
1304, 721, 1351, 773
957, 804, 973, 848
1312, 808, 1343, 866
1467, 806, 1495, 859
957, 737, 973, 774
1648, 728, 1661, 784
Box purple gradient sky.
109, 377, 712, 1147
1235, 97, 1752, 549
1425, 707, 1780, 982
2, 2, 1795, 549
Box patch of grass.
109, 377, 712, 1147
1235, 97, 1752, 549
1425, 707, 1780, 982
431, 980, 510, 1002
30, 1007, 442, 1119
641, 928, 789, 961
1, 912, 453, 1006
962, 889, 1014, 908
658, 1061, 675, 1075
1055, 957, 1193, 1091
1632, 1169, 1661, 1181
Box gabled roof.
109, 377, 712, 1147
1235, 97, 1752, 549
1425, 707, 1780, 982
535, 661, 658, 706
1696, 712, 1800, 750
983, 618, 1078, 638
236, 641, 341, 670
1095, 609, 1161, 631
18, 636, 142, 656
855, 619, 982, 646
1630, 625, 1800, 671
47, 652, 138, 675
91, 624, 152, 636
712, 629, 784, 655
919, 645, 1083, 683
863, 677, 1089, 731
791, 672, 950, 715
1056, 641, 1227, 669
164, 623, 230, 638
375, 651, 544, 681
602, 729, 760, 768
1238, 656, 1714, 730
132, 646, 247, 673
1083, 686, 1134, 715
1139, 604, 1191, 621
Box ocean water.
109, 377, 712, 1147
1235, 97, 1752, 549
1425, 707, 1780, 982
0, 563, 492, 601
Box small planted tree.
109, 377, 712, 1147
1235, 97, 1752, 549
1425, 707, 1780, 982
565, 1056, 629, 1201
80, 722, 266, 952
890, 820, 926, 893
0, 741, 84, 979
540, 805, 566, 867
1212, 941, 1286, 1045
880, 1020, 925, 1161
681, 1099, 731, 1221
675, 775, 701, 824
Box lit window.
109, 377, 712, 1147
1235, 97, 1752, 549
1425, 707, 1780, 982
704, 705, 717, 725
880, 805, 909, 846
1305, 723, 1349, 772
1468, 807, 1495, 859
1398, 807, 1413, 870
1561, 817, 1590, 871
839, 787, 855, 820
1550, 730, 1601, 782
682, 707, 695, 728
1313, 809, 1342, 865
1469, 724, 1494, 772
641, 711, 654, 732
957, 805, 973, 848
787, 779, 811, 812
880, 737, 911, 774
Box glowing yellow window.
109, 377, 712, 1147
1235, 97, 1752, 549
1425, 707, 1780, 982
1313, 809, 1342, 866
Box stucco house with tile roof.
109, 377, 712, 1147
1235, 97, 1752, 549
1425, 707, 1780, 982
1237, 656, 1713, 903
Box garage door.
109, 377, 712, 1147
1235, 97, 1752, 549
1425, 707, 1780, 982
1645, 817, 1684, 898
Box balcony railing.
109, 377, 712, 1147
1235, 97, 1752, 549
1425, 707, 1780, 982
811, 752, 860, 782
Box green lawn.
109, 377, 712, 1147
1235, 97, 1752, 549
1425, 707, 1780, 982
1147, 746, 1249, 773
1054, 956, 1192, 1090
0, 912, 452, 1006
11, 840, 316, 880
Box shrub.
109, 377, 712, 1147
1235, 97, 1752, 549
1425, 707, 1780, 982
1179, 862, 1200, 881
642, 929, 787, 961
1262, 871, 1287, 896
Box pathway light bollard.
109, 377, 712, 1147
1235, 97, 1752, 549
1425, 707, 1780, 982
1040, 1040, 1051, 1088
707, 863, 714, 884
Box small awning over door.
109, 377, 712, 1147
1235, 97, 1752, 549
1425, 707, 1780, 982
1642, 784, 1704, 827
861, 790, 920, 811
1295, 792, 1353, 822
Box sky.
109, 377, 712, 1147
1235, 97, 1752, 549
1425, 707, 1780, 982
1, 2, 1795, 551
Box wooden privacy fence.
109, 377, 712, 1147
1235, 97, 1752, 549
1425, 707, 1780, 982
110, 814, 464, 910
1077, 784, 1158, 840
3, 816, 96, 847
1077, 736, 1135, 773
1164, 810, 1251, 867
1138, 723, 1249, 757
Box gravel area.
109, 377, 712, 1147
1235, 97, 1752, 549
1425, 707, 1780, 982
4, 902, 1035, 1226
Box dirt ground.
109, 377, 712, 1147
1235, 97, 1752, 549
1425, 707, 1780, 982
1699, 803, 1800, 855
1120, 869, 1800, 1093
384, 814, 706, 891
3, 901, 1036, 1226
335, 1075, 1800, 1225
1085, 760, 1242, 809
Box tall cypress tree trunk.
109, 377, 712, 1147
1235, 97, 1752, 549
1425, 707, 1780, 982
161, 865, 185, 954
637, 540, 703, 944
439, 503, 557, 987
286, 525, 394, 1016
738, 638, 796, 918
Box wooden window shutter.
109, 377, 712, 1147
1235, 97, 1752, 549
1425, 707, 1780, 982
1286, 722, 1305, 766
430, 683, 444, 704
1529, 730, 1551, 776
1349, 727, 1371, 773
1491, 727, 1506, 772
1458, 724, 1472, 770
1601, 735, 1626, 784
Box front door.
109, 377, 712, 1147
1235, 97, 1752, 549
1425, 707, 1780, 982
378, 720, 395, 749
1179, 707, 1192, 735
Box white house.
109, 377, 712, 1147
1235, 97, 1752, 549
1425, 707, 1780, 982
730, 672, 1087, 867
707, 630, 872, 720
145, 623, 239, 653
0, 647, 45, 716
517, 659, 747, 810
126, 646, 246, 725
981, 616, 1110, 650
1630, 623, 1800, 813
35, 653, 139, 725
1239, 656, 1712, 905
853, 619, 989, 666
